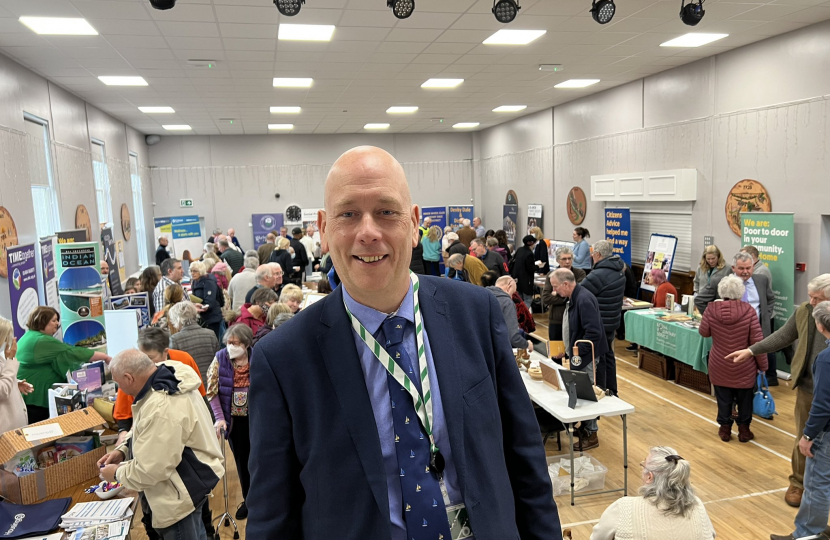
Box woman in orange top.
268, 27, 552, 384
651, 268, 679, 309
113, 327, 206, 434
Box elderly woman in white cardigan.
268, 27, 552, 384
0, 317, 33, 433
591, 446, 716, 540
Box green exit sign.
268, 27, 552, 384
180, 199, 193, 208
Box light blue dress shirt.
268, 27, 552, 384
744, 277, 760, 319
343, 283, 470, 540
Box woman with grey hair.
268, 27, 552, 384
169, 302, 220, 388
206, 323, 254, 521
699, 274, 768, 442
591, 446, 715, 539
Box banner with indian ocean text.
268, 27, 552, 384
741, 212, 794, 327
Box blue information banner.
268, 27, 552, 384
448, 205, 474, 231
252, 213, 284, 249
605, 208, 631, 267
421, 206, 447, 231
171, 215, 201, 239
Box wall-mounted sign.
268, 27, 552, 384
725, 179, 771, 237
567, 187, 587, 225
0, 206, 19, 279
505, 190, 518, 206
252, 213, 284, 249
121, 203, 131, 241
527, 204, 543, 236
75, 204, 92, 241
180, 198, 194, 208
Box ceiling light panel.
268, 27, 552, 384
421, 78, 464, 88
19, 17, 98, 35
278, 24, 335, 42
99, 76, 148, 86
163, 125, 192, 131
483, 29, 546, 45
139, 107, 175, 113
554, 79, 600, 88
365, 123, 390, 129
660, 33, 729, 47
453, 122, 480, 129
273, 78, 314, 87
387, 106, 419, 113
493, 105, 526, 112
270, 107, 302, 113
268, 124, 295, 130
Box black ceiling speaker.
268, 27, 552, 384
149, 0, 176, 10
680, 0, 705, 25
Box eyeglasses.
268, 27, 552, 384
273, 272, 284, 277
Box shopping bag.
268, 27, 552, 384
0, 497, 70, 539
753, 373, 777, 419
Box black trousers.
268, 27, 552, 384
423, 260, 440, 277
714, 385, 754, 426
596, 330, 617, 395
548, 323, 563, 341
27, 404, 50, 424
228, 415, 251, 500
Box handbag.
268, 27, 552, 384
753, 372, 777, 419
0, 497, 70, 539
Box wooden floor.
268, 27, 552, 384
130, 317, 804, 539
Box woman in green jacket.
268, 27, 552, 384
16, 306, 111, 423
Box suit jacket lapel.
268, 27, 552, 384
417, 278, 468, 494
317, 287, 390, 525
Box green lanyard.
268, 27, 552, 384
344, 272, 439, 457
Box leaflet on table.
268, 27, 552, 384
70, 520, 129, 540
59, 498, 134, 530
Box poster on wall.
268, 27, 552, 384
302, 208, 322, 232
526, 204, 543, 236
100, 227, 123, 296
741, 212, 794, 326
252, 213, 284, 249
503, 205, 518, 244
109, 292, 151, 330
421, 206, 447, 232
115, 240, 126, 285
6, 244, 39, 339
605, 208, 632, 267
448, 205, 474, 231
170, 215, 202, 261
0, 206, 20, 279
640, 234, 678, 292
55, 241, 107, 353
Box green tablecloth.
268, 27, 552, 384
624, 310, 712, 373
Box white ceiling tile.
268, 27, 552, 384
0, 33, 48, 47
777, 4, 830, 20
394, 11, 461, 29
165, 37, 223, 49
744, 19, 810, 34
148, 3, 218, 22
120, 48, 177, 60
339, 9, 397, 27
219, 23, 278, 39
225, 50, 274, 61
105, 35, 170, 49
385, 28, 444, 42
156, 21, 221, 38
71, 1, 151, 20
435, 29, 494, 43
1, 0, 81, 17
89, 18, 161, 36
333, 26, 391, 40
214, 5, 279, 24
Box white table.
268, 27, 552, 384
521, 352, 635, 506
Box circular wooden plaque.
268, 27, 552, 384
725, 179, 771, 236
121, 203, 132, 241
566, 187, 587, 225
505, 190, 518, 206
0, 206, 19, 279
75, 204, 92, 241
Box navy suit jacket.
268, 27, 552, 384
247, 276, 562, 540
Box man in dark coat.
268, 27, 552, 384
155, 236, 171, 266
472, 238, 505, 276
581, 240, 626, 396
289, 228, 310, 284
510, 235, 537, 310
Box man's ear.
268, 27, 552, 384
318, 210, 328, 254
411, 205, 420, 248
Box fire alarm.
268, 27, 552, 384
796, 262, 806, 272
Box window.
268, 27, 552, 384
91, 140, 113, 228
624, 201, 693, 271
24, 115, 60, 238
129, 153, 149, 268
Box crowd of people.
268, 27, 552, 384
3, 146, 830, 540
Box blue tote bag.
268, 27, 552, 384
754, 372, 777, 419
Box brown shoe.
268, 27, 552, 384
573, 431, 599, 451
769, 534, 795, 540
785, 485, 803, 507
738, 424, 754, 443
718, 425, 731, 442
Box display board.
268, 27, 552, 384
503, 205, 518, 244
605, 208, 632, 267
448, 205, 474, 231
302, 208, 322, 232
57, 229, 88, 244
154, 215, 202, 260
39, 237, 60, 319
527, 204, 543, 237
6, 244, 38, 339
104, 309, 141, 358
100, 227, 123, 296
252, 213, 284, 249
109, 292, 151, 331
741, 212, 795, 326
640, 234, 678, 292
421, 206, 447, 232
55, 241, 107, 353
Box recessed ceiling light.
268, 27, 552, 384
139, 107, 175, 114
364, 123, 390, 130
98, 76, 148, 86
660, 33, 728, 47
19, 17, 98, 35
493, 105, 527, 112
387, 106, 419, 114
453, 122, 480, 129
269, 124, 294, 130
163, 125, 191, 131
421, 78, 464, 89
554, 79, 600, 88
270, 106, 302, 113
278, 24, 335, 41
483, 29, 546, 45
273, 78, 313, 88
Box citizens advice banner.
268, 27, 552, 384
741, 212, 794, 326
605, 208, 631, 267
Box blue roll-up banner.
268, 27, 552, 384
503, 205, 519, 245
252, 213, 284, 249
605, 208, 631, 267
448, 205, 474, 231
421, 207, 447, 231
6, 244, 39, 339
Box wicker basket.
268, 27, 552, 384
675, 362, 711, 394
638, 350, 668, 380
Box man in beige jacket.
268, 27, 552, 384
99, 349, 223, 540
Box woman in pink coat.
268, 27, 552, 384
699, 275, 768, 443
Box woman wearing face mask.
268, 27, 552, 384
0, 317, 32, 433
16, 307, 111, 423
591, 446, 715, 540
231, 287, 278, 335
206, 323, 254, 521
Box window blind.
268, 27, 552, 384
609, 202, 693, 272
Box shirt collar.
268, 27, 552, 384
342, 281, 414, 336
745, 277, 755, 288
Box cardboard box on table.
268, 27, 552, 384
0, 408, 107, 504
